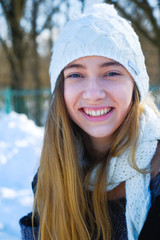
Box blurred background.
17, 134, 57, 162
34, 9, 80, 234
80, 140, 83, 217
0, 0, 160, 239
0, 0, 160, 125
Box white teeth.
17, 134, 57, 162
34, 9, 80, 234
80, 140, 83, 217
101, 109, 104, 115
86, 110, 89, 115
83, 108, 111, 116
97, 110, 100, 116
92, 110, 96, 116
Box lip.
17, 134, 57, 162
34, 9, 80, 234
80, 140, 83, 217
80, 107, 114, 122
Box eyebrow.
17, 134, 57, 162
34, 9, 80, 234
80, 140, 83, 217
100, 61, 122, 68
64, 61, 122, 71
64, 64, 86, 70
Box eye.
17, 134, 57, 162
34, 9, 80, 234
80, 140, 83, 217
106, 72, 120, 77
67, 73, 82, 78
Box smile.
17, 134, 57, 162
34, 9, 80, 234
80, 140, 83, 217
82, 107, 112, 117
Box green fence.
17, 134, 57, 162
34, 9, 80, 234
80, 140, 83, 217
0, 88, 51, 126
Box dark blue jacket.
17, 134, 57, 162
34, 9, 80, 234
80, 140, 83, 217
19, 172, 160, 240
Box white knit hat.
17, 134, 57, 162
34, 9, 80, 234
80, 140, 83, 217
49, 3, 149, 101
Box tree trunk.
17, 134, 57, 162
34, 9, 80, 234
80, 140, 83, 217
31, 39, 42, 126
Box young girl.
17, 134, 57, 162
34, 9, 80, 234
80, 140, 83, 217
20, 3, 160, 240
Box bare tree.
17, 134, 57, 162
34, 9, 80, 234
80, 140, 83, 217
79, 0, 85, 12
0, 0, 86, 122
0, 0, 27, 113
0, 0, 61, 119
28, 0, 59, 125
105, 0, 160, 71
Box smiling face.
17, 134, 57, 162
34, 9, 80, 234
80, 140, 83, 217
63, 56, 134, 152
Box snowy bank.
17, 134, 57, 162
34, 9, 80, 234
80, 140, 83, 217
0, 112, 44, 240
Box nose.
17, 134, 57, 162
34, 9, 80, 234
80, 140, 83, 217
83, 77, 106, 102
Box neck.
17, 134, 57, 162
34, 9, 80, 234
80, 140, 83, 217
81, 131, 111, 163
86, 136, 112, 162
90, 136, 112, 158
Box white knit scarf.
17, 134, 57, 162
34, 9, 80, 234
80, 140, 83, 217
89, 105, 160, 240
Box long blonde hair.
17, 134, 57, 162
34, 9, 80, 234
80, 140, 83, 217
33, 71, 151, 240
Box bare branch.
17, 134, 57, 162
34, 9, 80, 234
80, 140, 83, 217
38, 6, 59, 34
105, 0, 160, 48
0, 35, 10, 57
134, 0, 160, 37
78, 0, 85, 13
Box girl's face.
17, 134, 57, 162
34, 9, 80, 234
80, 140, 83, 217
64, 56, 134, 150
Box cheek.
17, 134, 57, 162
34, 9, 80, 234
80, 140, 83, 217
64, 85, 71, 112
64, 83, 79, 114
119, 91, 134, 122
113, 81, 134, 105
64, 81, 83, 106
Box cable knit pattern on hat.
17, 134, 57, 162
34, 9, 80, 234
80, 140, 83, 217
49, 3, 149, 101
89, 105, 160, 240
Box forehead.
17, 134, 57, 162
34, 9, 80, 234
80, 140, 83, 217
64, 55, 124, 71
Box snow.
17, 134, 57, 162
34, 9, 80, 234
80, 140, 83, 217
0, 112, 44, 239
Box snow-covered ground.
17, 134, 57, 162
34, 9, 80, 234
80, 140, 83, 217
0, 112, 44, 239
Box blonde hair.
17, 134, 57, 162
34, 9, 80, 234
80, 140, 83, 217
33, 72, 157, 240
